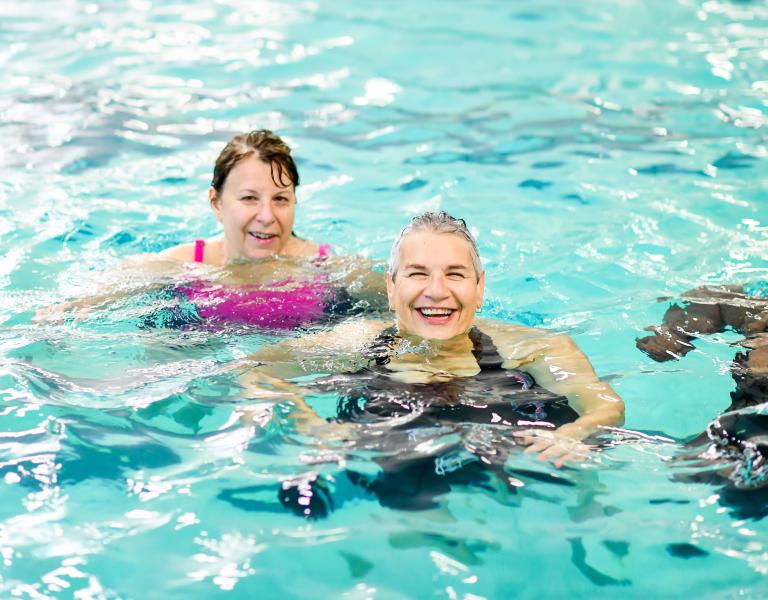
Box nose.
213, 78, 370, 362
255, 200, 275, 225
424, 273, 449, 301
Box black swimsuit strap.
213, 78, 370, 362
363, 326, 400, 367
468, 327, 506, 372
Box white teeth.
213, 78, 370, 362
250, 232, 275, 239
419, 308, 453, 316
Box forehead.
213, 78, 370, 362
226, 155, 293, 191
398, 230, 474, 266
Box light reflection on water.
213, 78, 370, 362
0, 0, 767, 596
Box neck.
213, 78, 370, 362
394, 326, 475, 359
219, 237, 285, 265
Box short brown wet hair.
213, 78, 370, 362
210, 129, 300, 193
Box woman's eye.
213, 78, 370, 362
447, 273, 465, 280
241, 195, 258, 202
407, 272, 427, 279
274, 196, 290, 204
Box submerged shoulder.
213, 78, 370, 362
285, 236, 325, 257
258, 318, 390, 376
291, 318, 389, 353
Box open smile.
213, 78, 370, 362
415, 307, 457, 323
248, 231, 279, 244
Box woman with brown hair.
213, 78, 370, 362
36, 130, 385, 328
162, 129, 321, 265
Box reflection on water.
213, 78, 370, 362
1, 0, 767, 596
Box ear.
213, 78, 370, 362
386, 275, 395, 311
477, 270, 486, 310
209, 187, 222, 222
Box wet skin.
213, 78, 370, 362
209, 154, 302, 262
386, 231, 484, 341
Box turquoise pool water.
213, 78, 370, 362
1, 0, 767, 597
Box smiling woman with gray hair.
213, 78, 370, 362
239, 210, 624, 515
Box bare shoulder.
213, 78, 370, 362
159, 243, 196, 262
475, 318, 574, 362
114, 251, 191, 278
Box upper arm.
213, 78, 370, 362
479, 321, 623, 419
519, 333, 623, 421
513, 333, 602, 391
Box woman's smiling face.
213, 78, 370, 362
386, 230, 485, 340
210, 154, 296, 261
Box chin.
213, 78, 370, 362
410, 326, 462, 341
433, 331, 464, 341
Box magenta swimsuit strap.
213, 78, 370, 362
194, 239, 205, 263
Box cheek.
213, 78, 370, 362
459, 284, 481, 305
396, 286, 420, 309
279, 206, 296, 232
217, 202, 241, 223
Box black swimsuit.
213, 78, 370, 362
305, 326, 579, 511
221, 326, 582, 517
318, 326, 578, 429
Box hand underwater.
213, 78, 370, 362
512, 423, 592, 468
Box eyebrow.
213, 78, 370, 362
239, 188, 293, 196
402, 264, 469, 271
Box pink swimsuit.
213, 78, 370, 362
181, 240, 334, 329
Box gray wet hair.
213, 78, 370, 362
388, 211, 483, 281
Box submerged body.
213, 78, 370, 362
310, 326, 580, 511
167, 242, 339, 329
128, 247, 379, 330
637, 284, 768, 489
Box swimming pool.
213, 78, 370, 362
1, 0, 767, 596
